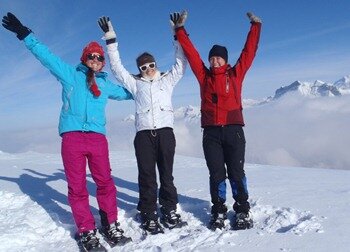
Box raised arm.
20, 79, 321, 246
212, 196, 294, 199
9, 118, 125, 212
2, 12, 75, 85
98, 17, 137, 95
158, 13, 188, 86
233, 12, 262, 81
173, 11, 208, 86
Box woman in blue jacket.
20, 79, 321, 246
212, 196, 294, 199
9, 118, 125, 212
2, 12, 132, 251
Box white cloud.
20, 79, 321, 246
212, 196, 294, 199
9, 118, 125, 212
244, 94, 350, 170
2, 93, 349, 170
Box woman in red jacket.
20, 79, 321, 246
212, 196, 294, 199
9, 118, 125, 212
171, 11, 261, 230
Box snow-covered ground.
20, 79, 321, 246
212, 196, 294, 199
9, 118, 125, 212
1, 151, 349, 251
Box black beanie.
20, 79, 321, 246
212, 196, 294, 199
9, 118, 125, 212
136, 52, 156, 68
208, 44, 228, 63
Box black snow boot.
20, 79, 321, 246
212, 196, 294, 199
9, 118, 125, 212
208, 212, 227, 230
208, 203, 228, 230
140, 212, 164, 235
233, 212, 253, 230
100, 221, 132, 247
160, 207, 187, 229
78, 229, 106, 252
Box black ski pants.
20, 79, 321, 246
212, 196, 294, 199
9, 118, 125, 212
134, 127, 178, 214
202, 125, 249, 213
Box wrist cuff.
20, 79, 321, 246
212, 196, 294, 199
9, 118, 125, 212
106, 38, 116, 45
17, 27, 32, 40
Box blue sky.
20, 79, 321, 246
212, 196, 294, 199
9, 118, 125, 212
1, 0, 350, 132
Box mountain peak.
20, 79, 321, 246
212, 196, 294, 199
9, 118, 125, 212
334, 75, 350, 94
273, 77, 345, 99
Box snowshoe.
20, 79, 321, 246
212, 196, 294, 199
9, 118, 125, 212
232, 212, 253, 230
99, 221, 132, 247
208, 212, 227, 231
141, 219, 164, 235
77, 229, 107, 252
139, 212, 164, 235
160, 208, 188, 229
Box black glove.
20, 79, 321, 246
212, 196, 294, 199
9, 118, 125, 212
170, 10, 188, 29
170, 12, 180, 27
98, 16, 110, 33
97, 16, 116, 43
2, 12, 32, 40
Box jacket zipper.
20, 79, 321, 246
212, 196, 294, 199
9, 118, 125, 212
149, 82, 156, 129
226, 72, 229, 93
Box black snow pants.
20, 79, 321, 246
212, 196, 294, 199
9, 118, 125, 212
134, 127, 178, 214
202, 125, 250, 214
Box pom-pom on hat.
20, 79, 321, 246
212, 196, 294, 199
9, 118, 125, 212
136, 52, 156, 68
208, 44, 228, 63
80, 41, 105, 68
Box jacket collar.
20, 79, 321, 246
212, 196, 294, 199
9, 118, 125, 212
141, 70, 161, 82
134, 70, 163, 82
76, 63, 108, 78
210, 64, 231, 75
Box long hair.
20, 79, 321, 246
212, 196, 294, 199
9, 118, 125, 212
86, 68, 101, 97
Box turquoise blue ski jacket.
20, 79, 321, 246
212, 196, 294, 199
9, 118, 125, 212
23, 33, 133, 136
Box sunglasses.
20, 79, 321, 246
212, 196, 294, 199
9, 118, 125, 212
87, 53, 105, 62
139, 62, 156, 72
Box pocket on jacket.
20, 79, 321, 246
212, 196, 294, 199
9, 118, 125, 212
201, 110, 215, 125
160, 105, 173, 112
136, 106, 151, 114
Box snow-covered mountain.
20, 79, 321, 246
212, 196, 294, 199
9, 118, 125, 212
240, 75, 350, 105
273, 80, 341, 99
174, 105, 201, 122
271, 75, 350, 100
334, 75, 350, 94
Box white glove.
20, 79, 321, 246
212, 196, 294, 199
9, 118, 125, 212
98, 16, 117, 40
170, 10, 188, 30
247, 12, 262, 23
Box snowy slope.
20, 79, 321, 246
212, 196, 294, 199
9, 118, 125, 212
1, 151, 349, 252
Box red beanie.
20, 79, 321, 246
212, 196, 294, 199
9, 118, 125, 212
80, 41, 105, 68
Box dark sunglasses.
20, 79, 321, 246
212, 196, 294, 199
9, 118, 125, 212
87, 53, 105, 62
139, 62, 156, 72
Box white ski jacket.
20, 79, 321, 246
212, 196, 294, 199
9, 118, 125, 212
107, 41, 187, 132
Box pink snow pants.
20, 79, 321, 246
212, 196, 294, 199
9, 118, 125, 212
61, 132, 117, 233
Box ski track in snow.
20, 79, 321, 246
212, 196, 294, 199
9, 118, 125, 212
0, 191, 323, 252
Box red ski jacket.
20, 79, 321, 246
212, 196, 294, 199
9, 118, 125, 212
176, 22, 261, 127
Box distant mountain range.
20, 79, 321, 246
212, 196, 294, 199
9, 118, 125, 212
123, 75, 350, 121
269, 75, 350, 100
243, 74, 350, 107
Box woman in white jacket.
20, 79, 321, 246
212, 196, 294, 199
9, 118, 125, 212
98, 16, 187, 234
